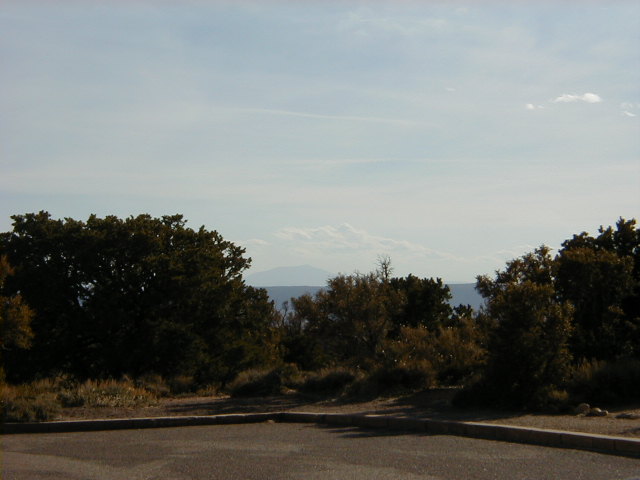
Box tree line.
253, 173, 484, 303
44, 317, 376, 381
0, 212, 279, 384
1, 212, 638, 408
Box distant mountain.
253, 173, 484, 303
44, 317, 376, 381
261, 283, 484, 312
262, 286, 325, 310
447, 283, 484, 310
245, 265, 335, 287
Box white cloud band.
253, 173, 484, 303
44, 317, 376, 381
553, 93, 602, 104
273, 223, 457, 261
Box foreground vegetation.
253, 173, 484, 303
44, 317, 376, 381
1, 377, 156, 422
4, 357, 640, 423
1, 213, 638, 421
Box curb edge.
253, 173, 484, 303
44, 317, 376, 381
3, 412, 639, 458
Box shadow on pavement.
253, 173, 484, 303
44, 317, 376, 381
164, 388, 527, 424
312, 424, 431, 439
165, 395, 319, 415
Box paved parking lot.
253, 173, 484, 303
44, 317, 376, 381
3, 423, 639, 480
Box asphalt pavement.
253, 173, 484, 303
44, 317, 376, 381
3, 423, 639, 480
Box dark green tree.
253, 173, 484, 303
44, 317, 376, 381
0, 212, 278, 383
0, 256, 34, 353
279, 293, 327, 370
470, 247, 574, 408
389, 275, 453, 333
556, 247, 634, 360
0, 255, 35, 381
287, 270, 404, 369
556, 218, 639, 360
283, 265, 460, 373
557, 218, 640, 360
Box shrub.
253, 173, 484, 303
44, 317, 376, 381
58, 378, 157, 408
228, 364, 301, 398
167, 375, 196, 395
228, 369, 280, 397
431, 321, 488, 386
298, 367, 357, 395
135, 374, 204, 397
388, 322, 487, 388
568, 358, 640, 405
1, 381, 61, 422
468, 249, 574, 409
135, 374, 171, 397
195, 384, 219, 397
372, 361, 436, 392
455, 380, 571, 412
530, 387, 570, 412
347, 361, 435, 399
2, 376, 158, 422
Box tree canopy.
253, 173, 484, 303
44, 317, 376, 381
465, 219, 640, 408
474, 247, 574, 407
556, 218, 639, 360
0, 212, 278, 383
3, 212, 638, 410
0, 255, 35, 381
282, 265, 469, 373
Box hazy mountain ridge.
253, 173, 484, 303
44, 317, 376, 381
248, 265, 484, 311
262, 283, 483, 311
246, 265, 335, 287
447, 283, 484, 310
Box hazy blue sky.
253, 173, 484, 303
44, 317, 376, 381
2, 1, 639, 282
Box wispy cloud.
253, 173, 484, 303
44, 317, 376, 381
274, 223, 457, 261
552, 93, 602, 104
620, 102, 639, 117
244, 224, 541, 281
232, 107, 424, 127
526, 92, 603, 112
339, 9, 448, 37
473, 245, 538, 268
242, 238, 270, 247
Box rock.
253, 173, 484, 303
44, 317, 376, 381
574, 403, 591, 415
587, 407, 608, 417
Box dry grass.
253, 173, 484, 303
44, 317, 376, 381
58, 378, 157, 408
2, 376, 158, 422
1, 379, 61, 422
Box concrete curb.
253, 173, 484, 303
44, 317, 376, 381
3, 412, 639, 458
1, 413, 277, 434
278, 413, 640, 458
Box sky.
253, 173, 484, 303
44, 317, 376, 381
2, 1, 639, 283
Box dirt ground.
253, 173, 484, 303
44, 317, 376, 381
57, 388, 640, 438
